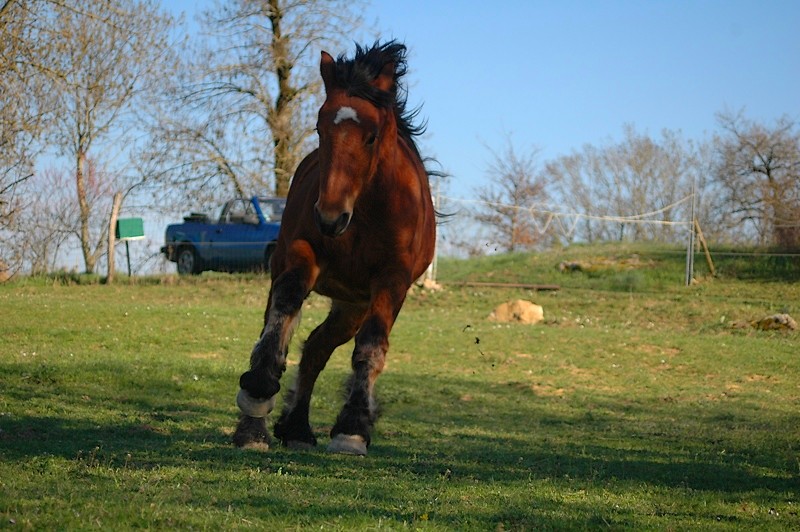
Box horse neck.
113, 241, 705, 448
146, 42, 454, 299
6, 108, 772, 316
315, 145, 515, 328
360, 133, 429, 221
374, 109, 422, 174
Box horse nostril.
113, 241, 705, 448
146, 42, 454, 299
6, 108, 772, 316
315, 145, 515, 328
315, 207, 352, 237
335, 212, 351, 235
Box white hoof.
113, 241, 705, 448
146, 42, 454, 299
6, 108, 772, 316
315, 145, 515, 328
327, 434, 367, 456
236, 389, 275, 418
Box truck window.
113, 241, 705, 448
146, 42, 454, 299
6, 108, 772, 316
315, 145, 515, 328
222, 199, 248, 224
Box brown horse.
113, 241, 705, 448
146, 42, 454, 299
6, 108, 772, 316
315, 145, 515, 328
233, 41, 436, 456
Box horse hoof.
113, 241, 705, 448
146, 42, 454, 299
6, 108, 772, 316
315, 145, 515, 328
327, 434, 367, 456
236, 389, 275, 418
240, 441, 270, 452
286, 440, 316, 451
232, 415, 271, 449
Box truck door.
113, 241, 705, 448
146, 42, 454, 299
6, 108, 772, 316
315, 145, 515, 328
214, 199, 263, 269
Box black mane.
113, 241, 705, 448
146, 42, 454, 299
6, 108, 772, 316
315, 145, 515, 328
333, 40, 427, 143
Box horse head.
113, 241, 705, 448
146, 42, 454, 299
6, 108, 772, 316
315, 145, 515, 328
313, 45, 400, 238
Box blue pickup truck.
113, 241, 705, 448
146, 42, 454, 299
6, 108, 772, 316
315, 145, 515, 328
161, 196, 286, 275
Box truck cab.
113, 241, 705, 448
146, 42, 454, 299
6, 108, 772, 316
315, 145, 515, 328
162, 197, 286, 275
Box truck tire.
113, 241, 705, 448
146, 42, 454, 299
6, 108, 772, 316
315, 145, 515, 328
177, 246, 202, 275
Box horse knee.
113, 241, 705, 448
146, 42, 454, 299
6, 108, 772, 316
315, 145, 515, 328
271, 268, 310, 315
352, 341, 387, 381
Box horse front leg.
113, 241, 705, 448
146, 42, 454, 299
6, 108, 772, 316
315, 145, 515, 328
274, 301, 366, 449
328, 285, 406, 456
233, 243, 318, 449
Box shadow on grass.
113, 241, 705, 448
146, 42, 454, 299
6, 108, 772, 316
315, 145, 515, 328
3, 371, 796, 481
2, 367, 797, 528
385, 371, 799, 499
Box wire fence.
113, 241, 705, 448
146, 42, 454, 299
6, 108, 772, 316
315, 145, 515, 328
439, 194, 694, 240
434, 194, 800, 283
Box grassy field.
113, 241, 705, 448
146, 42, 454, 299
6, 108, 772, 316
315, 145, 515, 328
1, 243, 798, 529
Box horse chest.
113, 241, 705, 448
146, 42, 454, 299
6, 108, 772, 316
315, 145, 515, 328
311, 237, 395, 301
313, 270, 372, 302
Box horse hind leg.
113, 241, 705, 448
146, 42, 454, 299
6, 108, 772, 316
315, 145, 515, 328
328, 316, 389, 456
274, 301, 366, 449
233, 268, 308, 448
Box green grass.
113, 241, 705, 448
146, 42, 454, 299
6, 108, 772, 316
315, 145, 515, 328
1, 243, 799, 529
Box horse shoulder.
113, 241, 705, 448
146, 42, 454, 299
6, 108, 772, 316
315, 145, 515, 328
271, 151, 321, 273
369, 146, 435, 279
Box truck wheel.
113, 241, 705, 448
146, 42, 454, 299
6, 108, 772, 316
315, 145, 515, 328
177, 246, 202, 275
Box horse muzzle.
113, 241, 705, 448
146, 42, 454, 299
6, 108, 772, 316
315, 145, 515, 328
314, 206, 352, 237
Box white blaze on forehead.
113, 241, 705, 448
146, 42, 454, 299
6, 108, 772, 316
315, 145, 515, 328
333, 106, 360, 125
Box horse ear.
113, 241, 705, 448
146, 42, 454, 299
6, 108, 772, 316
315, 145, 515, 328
320, 51, 335, 93
372, 61, 395, 92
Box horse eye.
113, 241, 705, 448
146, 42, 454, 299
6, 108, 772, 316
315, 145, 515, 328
365, 133, 377, 146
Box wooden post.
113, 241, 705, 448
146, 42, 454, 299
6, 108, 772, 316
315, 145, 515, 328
107, 192, 123, 284
694, 218, 716, 277
685, 204, 696, 286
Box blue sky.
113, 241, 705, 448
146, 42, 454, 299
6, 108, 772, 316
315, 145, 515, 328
165, 0, 799, 194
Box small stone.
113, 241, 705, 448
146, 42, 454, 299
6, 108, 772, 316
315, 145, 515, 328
753, 314, 797, 331
488, 300, 544, 325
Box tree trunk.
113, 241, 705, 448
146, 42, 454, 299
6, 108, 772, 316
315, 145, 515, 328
270, 0, 294, 198
107, 192, 123, 283
75, 150, 95, 273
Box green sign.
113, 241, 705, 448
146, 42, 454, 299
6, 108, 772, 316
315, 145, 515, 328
116, 218, 145, 240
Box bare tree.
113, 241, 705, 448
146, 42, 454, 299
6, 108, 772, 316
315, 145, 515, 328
712, 110, 800, 248
39, 0, 177, 273
475, 136, 548, 252
544, 126, 699, 243
11, 168, 76, 274
0, 0, 57, 275
153, 0, 366, 201
1, 1, 41, 195
601, 126, 695, 241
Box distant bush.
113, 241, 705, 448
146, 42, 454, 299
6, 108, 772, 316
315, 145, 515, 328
31, 270, 105, 286
609, 270, 646, 292
710, 247, 800, 282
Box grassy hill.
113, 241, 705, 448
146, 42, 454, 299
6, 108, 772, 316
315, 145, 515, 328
440, 242, 690, 291
440, 241, 800, 289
